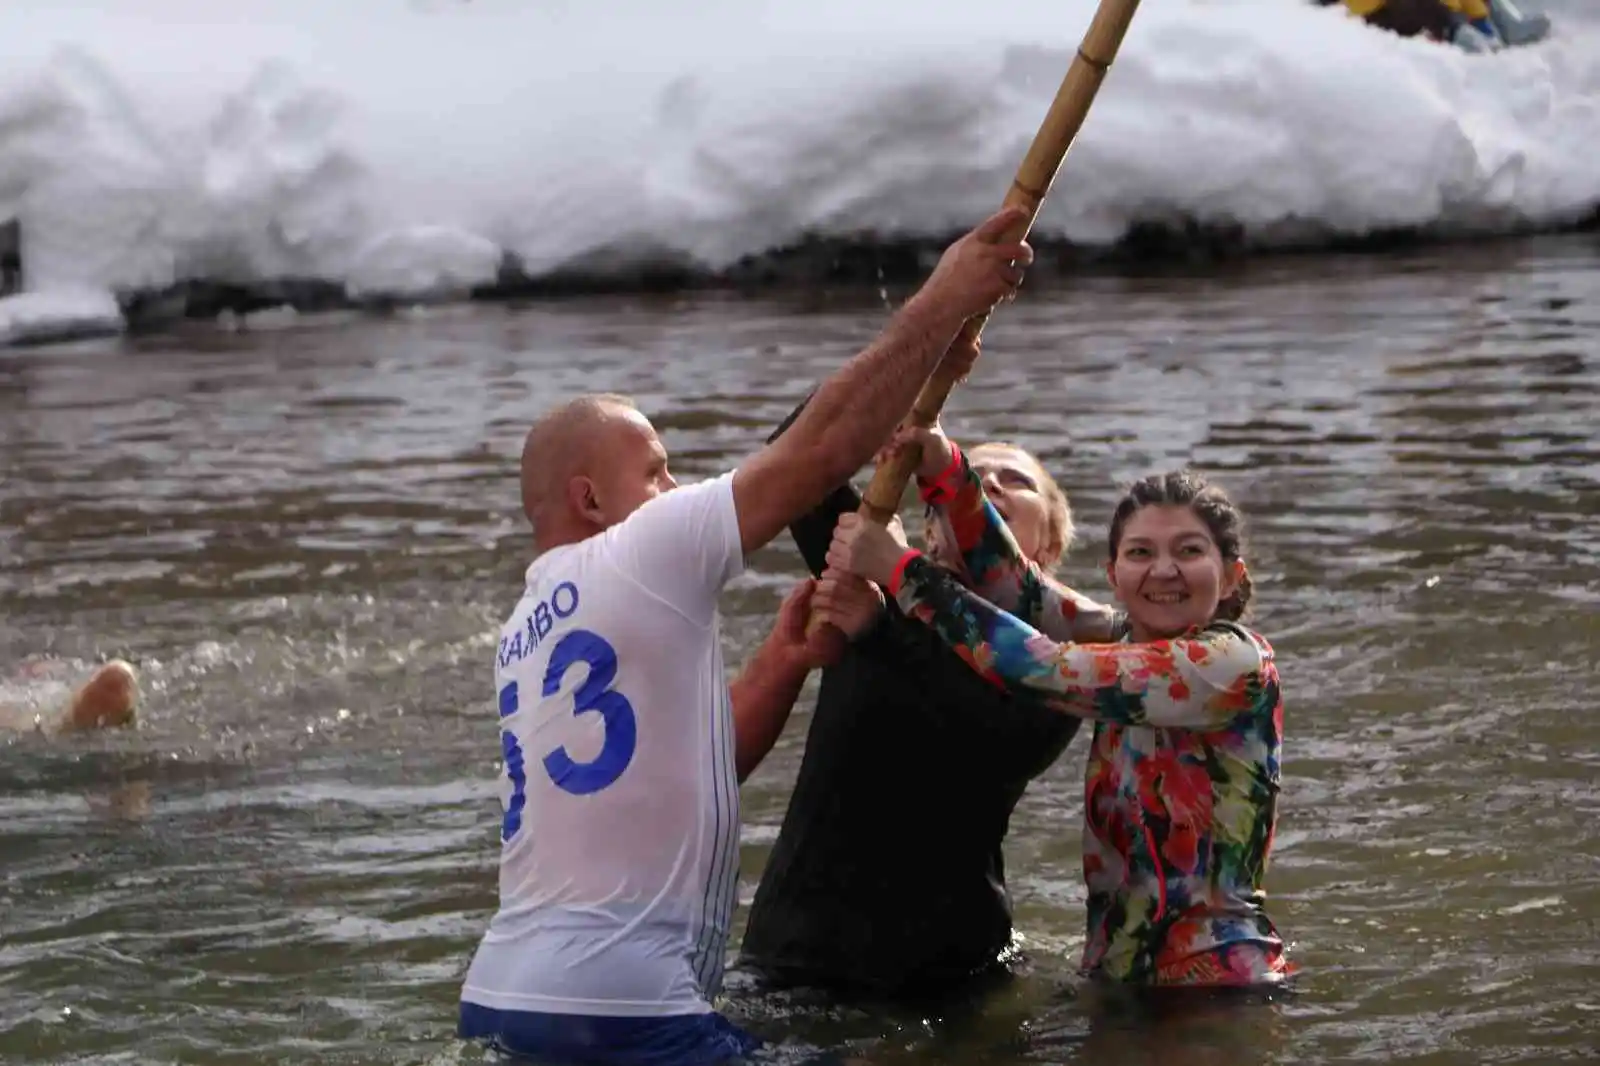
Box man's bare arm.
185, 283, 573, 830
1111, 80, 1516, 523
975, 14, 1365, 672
729, 206, 1032, 555
729, 639, 810, 783
729, 578, 844, 782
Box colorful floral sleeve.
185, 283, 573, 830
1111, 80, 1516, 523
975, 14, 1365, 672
921, 452, 1122, 644
892, 554, 1270, 730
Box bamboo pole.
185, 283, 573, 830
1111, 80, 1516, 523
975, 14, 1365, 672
810, 0, 1144, 634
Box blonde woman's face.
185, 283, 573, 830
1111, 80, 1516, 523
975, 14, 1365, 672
968, 444, 1055, 565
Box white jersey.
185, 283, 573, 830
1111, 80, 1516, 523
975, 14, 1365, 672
461, 472, 746, 1018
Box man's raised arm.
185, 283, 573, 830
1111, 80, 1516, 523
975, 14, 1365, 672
729, 207, 1032, 555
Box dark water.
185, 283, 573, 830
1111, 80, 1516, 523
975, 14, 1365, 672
2, 234, 1598, 1065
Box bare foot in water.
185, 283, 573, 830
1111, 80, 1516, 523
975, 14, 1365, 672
59, 660, 140, 732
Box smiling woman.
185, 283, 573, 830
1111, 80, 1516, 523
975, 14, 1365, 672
1105, 471, 1252, 640
822, 433, 1288, 990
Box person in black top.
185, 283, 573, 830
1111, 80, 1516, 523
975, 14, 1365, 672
738, 388, 1093, 1000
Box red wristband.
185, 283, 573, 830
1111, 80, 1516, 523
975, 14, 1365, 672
917, 442, 966, 505
888, 548, 923, 596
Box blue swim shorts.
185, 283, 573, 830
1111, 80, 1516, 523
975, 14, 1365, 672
459, 1002, 762, 1066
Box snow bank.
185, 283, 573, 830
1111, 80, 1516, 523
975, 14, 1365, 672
0, 0, 1594, 320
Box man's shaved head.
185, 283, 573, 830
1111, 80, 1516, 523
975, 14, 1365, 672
520, 394, 634, 522
519, 393, 675, 550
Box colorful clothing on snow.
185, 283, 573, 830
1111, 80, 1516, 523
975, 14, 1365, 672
901, 451, 1289, 986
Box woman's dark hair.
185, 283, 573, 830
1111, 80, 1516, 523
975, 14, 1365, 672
1106, 469, 1253, 622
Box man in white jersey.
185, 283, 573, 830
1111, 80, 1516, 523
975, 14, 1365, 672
459, 206, 1034, 1066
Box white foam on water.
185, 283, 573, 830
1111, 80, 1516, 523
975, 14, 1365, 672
0, 658, 82, 733
0, 0, 1595, 323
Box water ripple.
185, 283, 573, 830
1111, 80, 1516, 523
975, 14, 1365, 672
3, 236, 1598, 1065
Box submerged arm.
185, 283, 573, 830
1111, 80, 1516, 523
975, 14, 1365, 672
890, 554, 1267, 730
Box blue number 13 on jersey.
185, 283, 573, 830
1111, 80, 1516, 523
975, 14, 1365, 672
498, 629, 639, 840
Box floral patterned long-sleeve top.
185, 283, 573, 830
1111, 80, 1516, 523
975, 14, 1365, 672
899, 450, 1289, 987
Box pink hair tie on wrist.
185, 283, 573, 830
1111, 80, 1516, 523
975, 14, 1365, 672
917, 442, 965, 505
888, 549, 923, 596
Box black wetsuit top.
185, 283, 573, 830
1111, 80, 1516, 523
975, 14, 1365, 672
738, 397, 1083, 999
